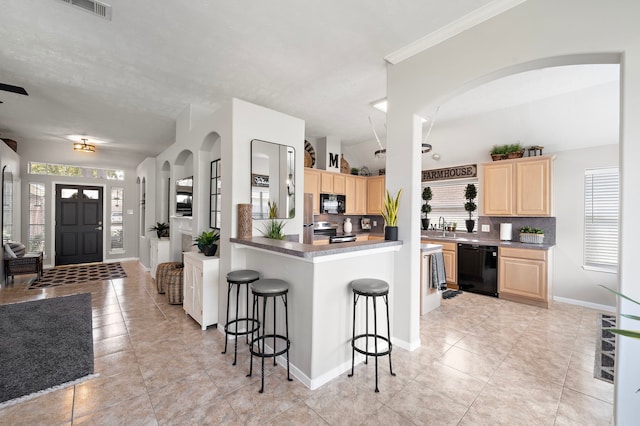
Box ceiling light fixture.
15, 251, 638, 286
73, 138, 96, 153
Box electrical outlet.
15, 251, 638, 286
373, 220, 377, 227
481, 224, 490, 232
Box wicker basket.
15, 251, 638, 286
340, 154, 350, 174
491, 154, 506, 161
166, 268, 184, 304
519, 233, 544, 244
506, 150, 525, 159
156, 262, 182, 294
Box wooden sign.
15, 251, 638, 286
251, 174, 269, 187
422, 164, 477, 182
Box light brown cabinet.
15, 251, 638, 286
320, 171, 346, 194
482, 156, 553, 216
422, 240, 457, 287
304, 169, 321, 214
498, 246, 552, 308
366, 176, 385, 215
345, 175, 367, 215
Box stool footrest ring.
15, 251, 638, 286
249, 334, 291, 358
223, 318, 260, 336
351, 334, 392, 357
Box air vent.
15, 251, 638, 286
59, 0, 112, 20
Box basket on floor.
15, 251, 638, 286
156, 262, 182, 294
166, 268, 184, 305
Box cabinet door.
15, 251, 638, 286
304, 169, 321, 214
443, 250, 457, 285
483, 162, 513, 215
515, 158, 551, 216
345, 176, 356, 214
333, 174, 346, 195
354, 177, 367, 214
183, 262, 195, 317
193, 265, 204, 321
367, 176, 385, 215
320, 172, 334, 193
498, 256, 547, 302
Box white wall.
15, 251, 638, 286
554, 145, 618, 307
385, 0, 640, 420
1, 142, 21, 280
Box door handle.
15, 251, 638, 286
95, 226, 103, 231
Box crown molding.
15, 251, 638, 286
384, 0, 528, 65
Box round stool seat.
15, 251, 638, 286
250, 279, 289, 296
350, 278, 389, 295
227, 269, 260, 283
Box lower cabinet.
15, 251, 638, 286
150, 238, 171, 280
422, 240, 457, 288
498, 247, 552, 308
183, 252, 220, 330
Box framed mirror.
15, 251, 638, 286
2, 165, 13, 242
176, 176, 193, 216
251, 139, 295, 219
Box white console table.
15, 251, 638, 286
150, 238, 171, 279
183, 252, 220, 330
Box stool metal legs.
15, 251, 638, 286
222, 280, 259, 365
348, 291, 395, 392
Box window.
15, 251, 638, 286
210, 159, 221, 229
110, 187, 124, 252
584, 168, 619, 272
28, 183, 45, 253
425, 180, 478, 230
28, 161, 124, 180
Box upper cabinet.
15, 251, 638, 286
304, 169, 321, 214
367, 176, 385, 215
320, 172, 346, 194
345, 175, 367, 215
482, 156, 553, 216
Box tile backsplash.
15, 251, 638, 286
477, 216, 556, 244
314, 214, 384, 234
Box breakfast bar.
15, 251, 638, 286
230, 237, 402, 389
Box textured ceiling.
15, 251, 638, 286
0, 0, 496, 157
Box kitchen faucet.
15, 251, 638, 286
439, 216, 447, 236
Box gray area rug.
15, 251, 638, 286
0, 293, 94, 405
594, 313, 616, 383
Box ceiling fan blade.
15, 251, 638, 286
0, 83, 28, 96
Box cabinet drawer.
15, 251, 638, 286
499, 246, 547, 261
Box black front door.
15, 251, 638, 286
55, 184, 103, 265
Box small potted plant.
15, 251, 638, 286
381, 188, 402, 241
149, 222, 170, 238
464, 184, 477, 233
490, 143, 525, 161
262, 201, 286, 240
421, 187, 432, 230
519, 226, 544, 244
194, 229, 220, 256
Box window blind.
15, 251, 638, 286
584, 168, 619, 272
425, 180, 477, 229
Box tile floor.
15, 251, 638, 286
0, 261, 614, 425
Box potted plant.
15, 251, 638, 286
519, 226, 544, 244
381, 188, 402, 241
261, 219, 286, 240
464, 184, 477, 233
194, 229, 220, 256
149, 222, 170, 238
490, 143, 525, 161
421, 187, 432, 230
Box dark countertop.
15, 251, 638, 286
420, 231, 555, 250
231, 237, 403, 258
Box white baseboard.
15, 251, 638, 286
105, 257, 138, 264
392, 337, 421, 351
553, 296, 615, 313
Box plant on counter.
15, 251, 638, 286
490, 142, 525, 160
464, 184, 477, 233
267, 200, 278, 219
149, 222, 170, 238
381, 188, 402, 241
350, 167, 360, 175
261, 219, 286, 240
194, 229, 220, 256
519, 226, 544, 244
421, 187, 432, 230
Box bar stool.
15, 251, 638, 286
247, 278, 292, 393
348, 278, 395, 392
222, 269, 261, 365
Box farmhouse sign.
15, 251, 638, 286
421, 164, 477, 182
252, 174, 269, 187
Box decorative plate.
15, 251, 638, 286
304, 140, 315, 167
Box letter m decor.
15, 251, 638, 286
329, 153, 339, 168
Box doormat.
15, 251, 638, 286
442, 290, 463, 299
594, 313, 616, 384
0, 293, 95, 406
29, 262, 127, 289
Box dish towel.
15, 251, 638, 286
430, 252, 447, 291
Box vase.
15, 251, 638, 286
421, 218, 430, 230
237, 203, 252, 239
343, 218, 352, 234
384, 226, 398, 241
203, 244, 217, 256
465, 219, 475, 233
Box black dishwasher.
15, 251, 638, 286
457, 243, 498, 297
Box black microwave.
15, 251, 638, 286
320, 193, 346, 214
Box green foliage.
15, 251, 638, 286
519, 226, 544, 234
149, 222, 169, 232
381, 189, 402, 227
464, 184, 477, 219
267, 201, 278, 219
261, 219, 286, 240
421, 187, 432, 218
491, 143, 524, 155
194, 229, 220, 246
351, 167, 359, 175
599, 285, 640, 340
